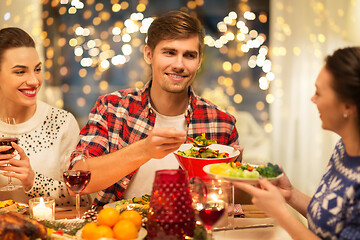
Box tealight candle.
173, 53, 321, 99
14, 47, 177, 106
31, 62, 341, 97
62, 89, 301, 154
29, 197, 55, 221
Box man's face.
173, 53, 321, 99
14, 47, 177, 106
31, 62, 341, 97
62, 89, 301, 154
144, 35, 202, 95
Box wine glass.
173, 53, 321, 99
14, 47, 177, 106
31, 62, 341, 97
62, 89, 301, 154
194, 180, 228, 240
0, 117, 22, 191
62, 149, 91, 218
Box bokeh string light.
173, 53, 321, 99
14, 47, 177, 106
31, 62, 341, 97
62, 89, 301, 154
201, 6, 273, 126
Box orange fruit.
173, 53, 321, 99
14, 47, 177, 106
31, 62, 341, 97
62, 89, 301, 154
81, 222, 98, 240
96, 225, 114, 239
97, 207, 120, 227
118, 210, 142, 230
113, 219, 139, 240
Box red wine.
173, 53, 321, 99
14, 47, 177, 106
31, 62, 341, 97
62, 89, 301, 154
199, 204, 225, 229
63, 170, 91, 193
0, 137, 19, 154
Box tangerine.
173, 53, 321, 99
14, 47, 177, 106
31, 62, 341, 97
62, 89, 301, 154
97, 207, 120, 227
97, 225, 114, 239
81, 222, 98, 240
113, 219, 139, 240
119, 210, 142, 230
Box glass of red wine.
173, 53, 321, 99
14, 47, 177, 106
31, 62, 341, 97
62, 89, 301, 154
0, 117, 22, 191
62, 149, 91, 218
195, 180, 227, 240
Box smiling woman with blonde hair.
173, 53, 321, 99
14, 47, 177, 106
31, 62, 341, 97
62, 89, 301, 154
0, 27, 90, 206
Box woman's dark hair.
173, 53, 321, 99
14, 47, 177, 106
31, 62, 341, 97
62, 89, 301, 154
146, 10, 205, 57
325, 47, 360, 130
0, 27, 35, 68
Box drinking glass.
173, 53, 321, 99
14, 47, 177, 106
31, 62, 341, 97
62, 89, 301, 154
0, 117, 22, 191
194, 180, 228, 240
62, 150, 91, 218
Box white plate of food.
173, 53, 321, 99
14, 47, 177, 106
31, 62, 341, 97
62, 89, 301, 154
103, 195, 150, 217
203, 162, 284, 185
0, 200, 28, 214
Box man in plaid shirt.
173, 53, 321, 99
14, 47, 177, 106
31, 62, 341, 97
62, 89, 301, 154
73, 11, 242, 206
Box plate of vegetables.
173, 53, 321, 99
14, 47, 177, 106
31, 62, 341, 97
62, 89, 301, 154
0, 200, 28, 214
203, 162, 283, 184
103, 194, 150, 218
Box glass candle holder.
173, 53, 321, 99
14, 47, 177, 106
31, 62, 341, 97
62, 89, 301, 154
29, 197, 55, 221
209, 180, 234, 230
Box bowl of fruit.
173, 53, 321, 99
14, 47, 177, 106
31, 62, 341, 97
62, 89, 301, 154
76, 208, 146, 240
174, 135, 240, 181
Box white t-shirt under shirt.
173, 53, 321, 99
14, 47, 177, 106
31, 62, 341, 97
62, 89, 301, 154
122, 109, 186, 199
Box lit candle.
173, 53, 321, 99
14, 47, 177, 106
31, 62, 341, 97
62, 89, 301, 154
32, 197, 53, 220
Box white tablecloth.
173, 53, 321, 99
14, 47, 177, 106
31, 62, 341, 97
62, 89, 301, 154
213, 218, 292, 240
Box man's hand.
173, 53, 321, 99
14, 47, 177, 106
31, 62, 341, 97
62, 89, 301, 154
72, 127, 186, 194
142, 127, 186, 159
232, 144, 244, 162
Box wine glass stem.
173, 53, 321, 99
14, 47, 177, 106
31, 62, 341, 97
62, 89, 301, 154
76, 193, 81, 219
7, 163, 14, 187
206, 229, 213, 240
8, 173, 13, 185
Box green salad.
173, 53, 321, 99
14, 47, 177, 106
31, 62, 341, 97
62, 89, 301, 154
177, 146, 229, 158
209, 162, 283, 179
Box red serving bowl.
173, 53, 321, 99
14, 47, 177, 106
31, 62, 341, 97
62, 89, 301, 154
174, 143, 240, 181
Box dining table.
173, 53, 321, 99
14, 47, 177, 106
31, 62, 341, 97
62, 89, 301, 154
55, 206, 89, 220
53, 204, 292, 240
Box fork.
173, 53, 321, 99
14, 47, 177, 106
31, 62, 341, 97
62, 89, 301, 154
186, 136, 208, 148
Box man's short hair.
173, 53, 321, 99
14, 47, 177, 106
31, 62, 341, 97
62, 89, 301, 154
146, 10, 205, 56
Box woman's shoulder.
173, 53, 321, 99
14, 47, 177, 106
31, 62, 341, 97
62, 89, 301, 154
37, 100, 76, 121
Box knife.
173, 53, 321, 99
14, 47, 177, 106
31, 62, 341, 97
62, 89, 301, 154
214, 223, 274, 231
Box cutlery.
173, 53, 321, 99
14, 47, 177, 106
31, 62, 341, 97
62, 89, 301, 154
186, 136, 209, 148
213, 223, 274, 231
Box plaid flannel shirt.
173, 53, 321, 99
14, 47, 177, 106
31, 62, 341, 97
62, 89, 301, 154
75, 81, 239, 206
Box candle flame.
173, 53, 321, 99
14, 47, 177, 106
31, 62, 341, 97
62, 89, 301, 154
39, 197, 45, 206
209, 193, 219, 201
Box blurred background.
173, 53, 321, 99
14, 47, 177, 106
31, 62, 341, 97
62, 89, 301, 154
1, 0, 359, 202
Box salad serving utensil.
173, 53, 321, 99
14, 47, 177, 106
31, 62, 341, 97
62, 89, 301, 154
186, 136, 209, 148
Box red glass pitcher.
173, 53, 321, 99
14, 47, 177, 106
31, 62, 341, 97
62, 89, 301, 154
147, 169, 196, 240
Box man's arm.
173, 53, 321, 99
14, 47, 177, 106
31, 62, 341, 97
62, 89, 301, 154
74, 128, 186, 194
